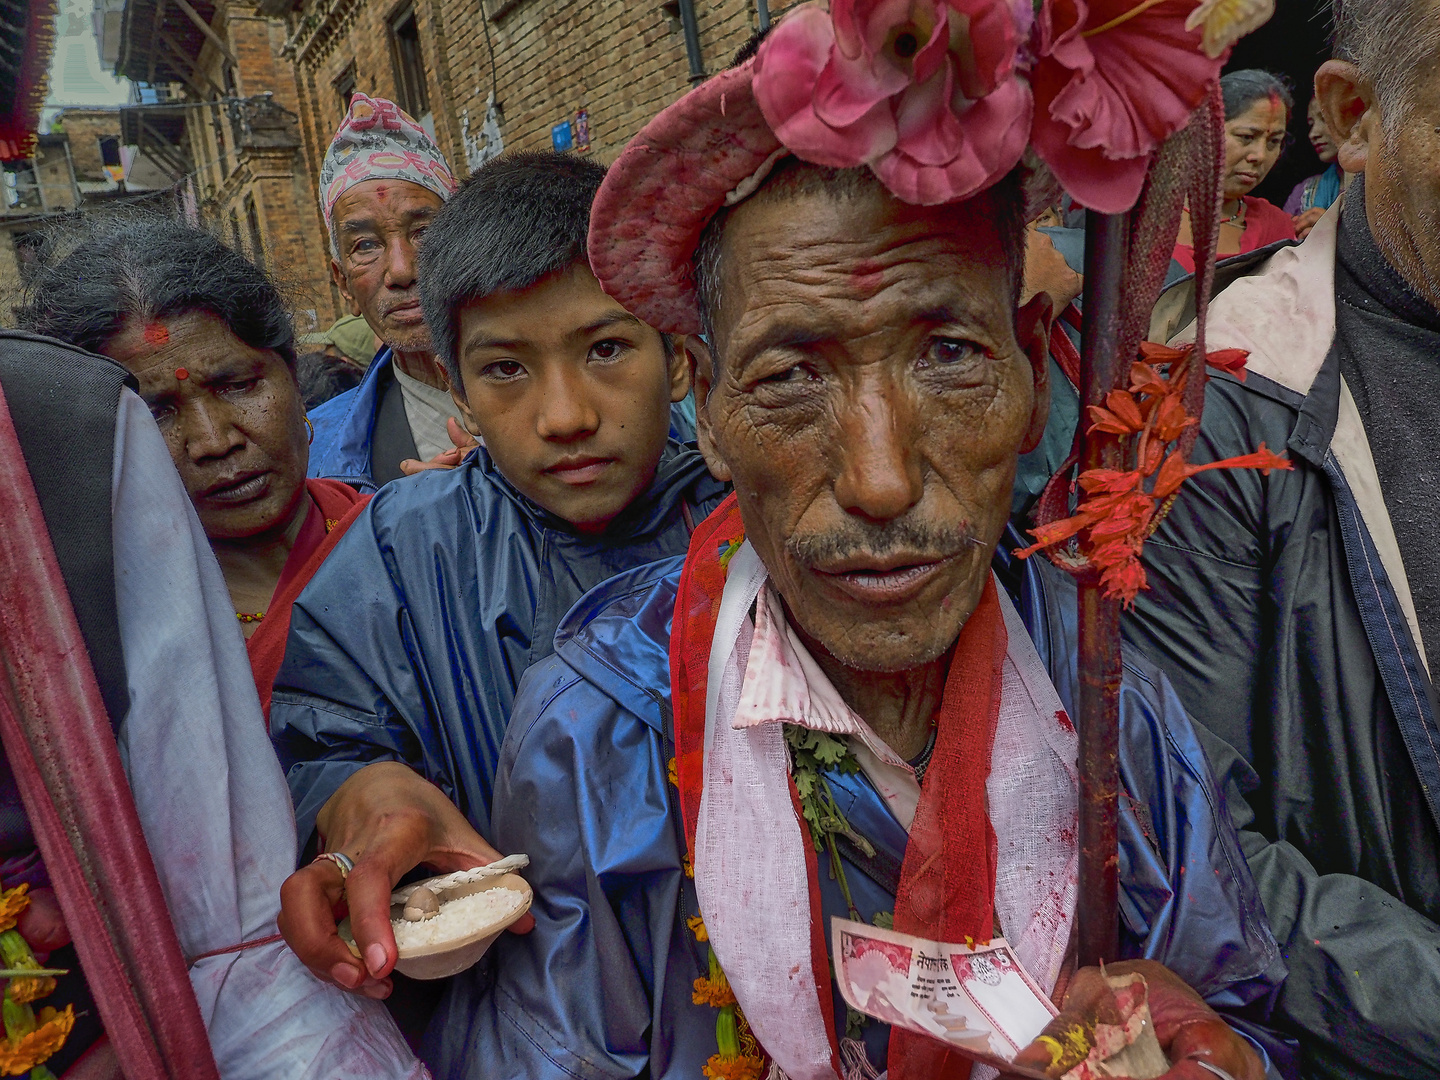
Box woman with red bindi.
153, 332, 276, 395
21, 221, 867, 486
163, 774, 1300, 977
1172, 69, 1298, 273
20, 222, 370, 722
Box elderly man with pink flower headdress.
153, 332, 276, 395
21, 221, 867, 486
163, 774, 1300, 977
357, 4, 1299, 1080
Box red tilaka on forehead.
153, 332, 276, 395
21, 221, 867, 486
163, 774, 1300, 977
849, 258, 886, 294
142, 323, 170, 346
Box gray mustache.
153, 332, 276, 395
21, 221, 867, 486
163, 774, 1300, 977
785, 519, 984, 568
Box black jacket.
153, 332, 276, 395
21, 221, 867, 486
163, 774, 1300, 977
1123, 210, 1440, 1079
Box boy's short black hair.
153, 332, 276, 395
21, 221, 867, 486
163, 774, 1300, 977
420, 151, 643, 385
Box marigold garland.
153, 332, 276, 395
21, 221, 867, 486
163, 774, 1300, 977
0, 879, 71, 1077
0, 891, 28, 936
690, 915, 764, 1080
0, 1003, 72, 1076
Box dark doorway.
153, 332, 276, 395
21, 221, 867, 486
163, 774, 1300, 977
1224, 1, 1336, 209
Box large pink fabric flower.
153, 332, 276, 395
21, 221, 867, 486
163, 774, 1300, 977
752, 0, 1034, 206
1030, 0, 1226, 213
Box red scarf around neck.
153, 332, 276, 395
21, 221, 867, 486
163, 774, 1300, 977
670, 495, 1007, 1080
246, 478, 370, 724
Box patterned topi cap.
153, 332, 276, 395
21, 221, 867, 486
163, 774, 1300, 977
320, 93, 459, 236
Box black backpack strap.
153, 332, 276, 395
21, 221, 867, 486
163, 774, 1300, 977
0, 332, 133, 732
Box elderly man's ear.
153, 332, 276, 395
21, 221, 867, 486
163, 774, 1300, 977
1316, 60, 1375, 175
686, 335, 732, 483
1016, 291, 1053, 456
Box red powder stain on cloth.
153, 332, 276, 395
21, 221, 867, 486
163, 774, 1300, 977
142, 323, 170, 346
1054, 710, 1074, 733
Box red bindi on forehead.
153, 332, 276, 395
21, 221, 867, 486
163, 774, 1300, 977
849, 258, 886, 295
143, 323, 170, 346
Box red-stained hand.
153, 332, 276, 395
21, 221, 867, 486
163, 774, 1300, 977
1008, 960, 1263, 1080
277, 762, 532, 999
16, 886, 70, 963
399, 418, 480, 475
1293, 206, 1326, 241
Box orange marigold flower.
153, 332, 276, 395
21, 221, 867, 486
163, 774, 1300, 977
5, 976, 55, 1005
667, 758, 679, 789
0, 890, 29, 935
0, 1003, 73, 1075
687, 915, 708, 942
682, 853, 694, 879
692, 974, 737, 1009
702, 1053, 765, 1080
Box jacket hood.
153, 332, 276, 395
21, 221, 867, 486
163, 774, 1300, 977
552, 555, 686, 734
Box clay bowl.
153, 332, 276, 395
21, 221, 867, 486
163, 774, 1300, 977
340, 872, 532, 981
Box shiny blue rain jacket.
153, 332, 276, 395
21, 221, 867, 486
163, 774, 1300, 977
307, 345, 395, 492
270, 442, 727, 843
426, 544, 1289, 1079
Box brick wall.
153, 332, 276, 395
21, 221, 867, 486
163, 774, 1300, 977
174, 5, 341, 326
56, 109, 123, 182
288, 0, 787, 177
179, 0, 795, 325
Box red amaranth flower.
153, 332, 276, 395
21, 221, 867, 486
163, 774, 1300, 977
1018, 342, 1291, 604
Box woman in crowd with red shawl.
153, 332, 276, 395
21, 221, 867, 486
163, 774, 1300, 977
20, 221, 369, 722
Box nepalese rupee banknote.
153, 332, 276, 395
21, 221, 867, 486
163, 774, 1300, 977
831, 918, 1060, 1079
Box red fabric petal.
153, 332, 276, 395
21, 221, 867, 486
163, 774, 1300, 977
814, 46, 910, 128
874, 74, 1030, 204
1030, 0, 1220, 212
949, 0, 1020, 99
893, 62, 965, 166
755, 8, 899, 167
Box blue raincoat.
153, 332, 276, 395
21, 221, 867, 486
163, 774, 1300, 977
424, 541, 1290, 1079
270, 441, 727, 843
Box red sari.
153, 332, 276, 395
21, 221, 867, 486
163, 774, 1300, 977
246, 478, 370, 725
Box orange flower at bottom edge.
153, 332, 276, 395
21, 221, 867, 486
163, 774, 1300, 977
702, 1053, 765, 1080
0, 1003, 74, 1076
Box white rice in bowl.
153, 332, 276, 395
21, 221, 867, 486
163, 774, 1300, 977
392, 886, 528, 951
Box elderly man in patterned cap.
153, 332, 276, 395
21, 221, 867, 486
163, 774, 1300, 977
307, 94, 466, 491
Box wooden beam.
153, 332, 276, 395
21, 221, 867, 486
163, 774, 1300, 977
157, 29, 224, 98
168, 0, 238, 68
146, 0, 167, 84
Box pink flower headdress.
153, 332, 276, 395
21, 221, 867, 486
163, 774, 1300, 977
748, 0, 1273, 211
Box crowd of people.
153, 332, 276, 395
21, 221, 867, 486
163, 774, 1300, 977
0, 1, 1433, 1078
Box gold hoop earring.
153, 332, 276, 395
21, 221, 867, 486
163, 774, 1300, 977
304, 415, 315, 445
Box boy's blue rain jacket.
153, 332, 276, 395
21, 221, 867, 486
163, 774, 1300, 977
270, 441, 727, 843
423, 542, 1292, 1079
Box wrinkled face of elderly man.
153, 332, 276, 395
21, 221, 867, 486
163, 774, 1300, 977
693, 164, 1052, 675
1319, 0, 1440, 307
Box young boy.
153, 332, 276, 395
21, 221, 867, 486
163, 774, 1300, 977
268, 153, 724, 997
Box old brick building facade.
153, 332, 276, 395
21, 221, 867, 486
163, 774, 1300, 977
106, 0, 341, 326
104, 0, 786, 327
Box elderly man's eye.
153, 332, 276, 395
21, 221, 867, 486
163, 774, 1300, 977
759, 364, 819, 385
923, 338, 982, 366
